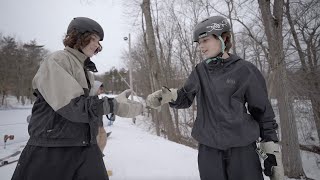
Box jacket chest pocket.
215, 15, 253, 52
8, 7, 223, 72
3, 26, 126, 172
213, 77, 237, 96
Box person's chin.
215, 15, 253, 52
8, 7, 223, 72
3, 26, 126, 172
204, 55, 214, 59
202, 54, 208, 59
88, 52, 95, 58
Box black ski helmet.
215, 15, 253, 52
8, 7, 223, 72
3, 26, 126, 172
67, 17, 104, 41
193, 16, 231, 42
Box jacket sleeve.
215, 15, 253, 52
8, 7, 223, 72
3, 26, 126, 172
170, 68, 199, 109
245, 63, 279, 142
32, 55, 104, 123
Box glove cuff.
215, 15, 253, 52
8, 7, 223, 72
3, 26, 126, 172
260, 141, 280, 154
112, 98, 119, 115
170, 88, 178, 101
108, 98, 114, 113
103, 97, 118, 115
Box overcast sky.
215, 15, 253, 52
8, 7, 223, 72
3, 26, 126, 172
0, 0, 131, 74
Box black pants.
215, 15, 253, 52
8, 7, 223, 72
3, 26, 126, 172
11, 144, 109, 180
198, 143, 263, 180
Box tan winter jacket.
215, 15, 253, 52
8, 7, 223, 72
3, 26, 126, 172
28, 47, 107, 147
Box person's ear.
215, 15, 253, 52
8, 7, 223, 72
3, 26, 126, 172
223, 36, 227, 41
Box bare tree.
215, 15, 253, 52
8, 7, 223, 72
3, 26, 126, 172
285, 0, 320, 144
0, 36, 18, 106
0, 36, 47, 106
258, 0, 306, 178
141, 0, 179, 142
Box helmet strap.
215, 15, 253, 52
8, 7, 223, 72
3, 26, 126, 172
218, 36, 226, 55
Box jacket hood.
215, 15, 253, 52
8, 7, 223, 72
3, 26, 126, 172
204, 53, 242, 71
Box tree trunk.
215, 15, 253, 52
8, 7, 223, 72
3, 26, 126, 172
285, 1, 307, 71
173, 108, 181, 139
161, 105, 178, 142
141, 0, 177, 142
258, 0, 305, 178
309, 77, 320, 142
276, 69, 304, 177
285, 0, 320, 142
1, 91, 5, 106
192, 102, 196, 123
227, 0, 237, 55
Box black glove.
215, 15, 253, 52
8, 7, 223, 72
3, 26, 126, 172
106, 113, 115, 121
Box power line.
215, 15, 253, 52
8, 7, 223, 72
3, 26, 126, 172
0, 122, 28, 127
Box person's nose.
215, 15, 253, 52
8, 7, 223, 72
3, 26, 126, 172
94, 41, 100, 49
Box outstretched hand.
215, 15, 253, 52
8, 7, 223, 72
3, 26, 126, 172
146, 86, 178, 109
113, 89, 143, 118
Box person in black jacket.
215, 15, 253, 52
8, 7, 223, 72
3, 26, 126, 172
11, 17, 143, 180
146, 16, 284, 180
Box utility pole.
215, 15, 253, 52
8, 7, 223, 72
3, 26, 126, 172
124, 33, 136, 124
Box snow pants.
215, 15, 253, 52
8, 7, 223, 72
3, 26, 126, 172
11, 144, 109, 180
198, 142, 264, 180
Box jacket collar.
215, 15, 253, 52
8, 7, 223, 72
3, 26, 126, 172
84, 59, 98, 72
64, 46, 88, 65
64, 46, 98, 72
204, 53, 242, 72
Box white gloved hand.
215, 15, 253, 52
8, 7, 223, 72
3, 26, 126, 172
260, 141, 285, 180
103, 89, 143, 118
146, 86, 178, 109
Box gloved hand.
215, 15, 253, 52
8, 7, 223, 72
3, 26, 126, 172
103, 89, 143, 118
146, 86, 178, 109
260, 141, 284, 180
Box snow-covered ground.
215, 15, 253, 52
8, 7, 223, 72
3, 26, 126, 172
0, 98, 199, 180
105, 117, 199, 180
0, 96, 319, 180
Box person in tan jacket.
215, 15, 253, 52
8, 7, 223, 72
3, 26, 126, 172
12, 17, 143, 180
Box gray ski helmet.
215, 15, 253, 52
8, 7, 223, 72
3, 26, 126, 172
67, 17, 104, 41
193, 16, 231, 42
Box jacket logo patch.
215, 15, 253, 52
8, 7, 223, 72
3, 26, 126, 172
226, 78, 236, 85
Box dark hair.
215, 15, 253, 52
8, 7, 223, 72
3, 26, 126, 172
63, 29, 102, 54
221, 32, 232, 53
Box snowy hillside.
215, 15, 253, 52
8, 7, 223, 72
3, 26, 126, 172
0, 105, 199, 180
0, 96, 319, 180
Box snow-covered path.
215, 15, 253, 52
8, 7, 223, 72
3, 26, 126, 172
104, 116, 200, 180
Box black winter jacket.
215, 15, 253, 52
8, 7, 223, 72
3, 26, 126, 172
170, 54, 279, 150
